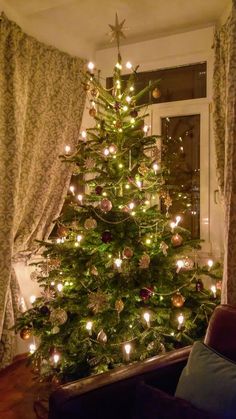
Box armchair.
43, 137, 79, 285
49, 305, 236, 419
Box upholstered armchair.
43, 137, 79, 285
49, 305, 236, 419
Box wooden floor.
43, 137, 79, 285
0, 356, 51, 419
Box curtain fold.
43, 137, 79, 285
213, 0, 236, 304
0, 13, 86, 367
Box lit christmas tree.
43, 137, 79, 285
15, 16, 221, 384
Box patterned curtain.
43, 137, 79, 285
213, 0, 236, 304
0, 13, 86, 368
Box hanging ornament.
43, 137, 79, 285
20, 327, 31, 340
57, 226, 68, 238
140, 287, 154, 301
163, 193, 172, 211
91, 88, 99, 98
90, 266, 98, 276
95, 186, 103, 195
115, 299, 124, 313
109, 144, 118, 154
152, 87, 161, 99
84, 217, 97, 230
122, 247, 134, 259
139, 253, 150, 269
100, 198, 112, 212
160, 241, 168, 256
84, 157, 96, 170
89, 108, 97, 117
138, 162, 149, 176
50, 308, 68, 325
83, 82, 90, 91
196, 279, 204, 292
88, 291, 108, 314
130, 108, 138, 118
97, 329, 108, 343
51, 326, 60, 334
183, 257, 194, 270
40, 305, 50, 316
171, 292, 185, 308
171, 233, 183, 247
101, 230, 113, 243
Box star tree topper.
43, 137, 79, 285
109, 13, 126, 52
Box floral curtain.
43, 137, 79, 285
0, 13, 86, 368
213, 0, 236, 304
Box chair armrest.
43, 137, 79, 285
49, 346, 191, 419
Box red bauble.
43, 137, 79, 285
95, 186, 103, 195
140, 287, 153, 301
101, 231, 113, 243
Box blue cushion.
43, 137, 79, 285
175, 341, 236, 419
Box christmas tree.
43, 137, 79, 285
15, 17, 221, 384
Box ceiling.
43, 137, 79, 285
0, 0, 231, 58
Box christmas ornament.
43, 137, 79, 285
130, 109, 138, 118
20, 327, 31, 340
51, 326, 60, 334
100, 198, 112, 212
57, 226, 68, 238
109, 144, 117, 154
152, 87, 161, 99
89, 108, 97, 117
95, 186, 103, 195
40, 305, 50, 316
97, 329, 107, 343
171, 292, 185, 308
196, 279, 204, 292
84, 217, 97, 230
139, 253, 150, 269
140, 287, 153, 301
160, 241, 168, 256
138, 162, 149, 176
83, 82, 90, 91
90, 266, 98, 276
50, 308, 68, 325
115, 299, 124, 313
109, 13, 126, 47
122, 247, 133, 259
171, 233, 183, 247
101, 230, 112, 243
84, 157, 96, 170
91, 88, 99, 98
183, 257, 194, 270
88, 291, 108, 314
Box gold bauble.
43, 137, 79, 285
89, 108, 97, 117
115, 299, 124, 313
183, 257, 194, 270
20, 327, 31, 340
171, 233, 183, 247
50, 308, 68, 326
97, 329, 107, 343
84, 217, 97, 230
57, 226, 68, 238
152, 87, 161, 99
171, 292, 185, 308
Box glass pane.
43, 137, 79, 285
161, 115, 200, 238
106, 62, 206, 105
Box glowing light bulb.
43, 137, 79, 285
153, 162, 159, 174
104, 148, 110, 156
130, 118, 135, 124
130, 86, 134, 92
175, 215, 181, 225
76, 234, 82, 243
211, 285, 217, 298
126, 61, 132, 69
115, 62, 122, 69
57, 283, 63, 292
81, 130, 87, 139
146, 238, 151, 245
123, 105, 128, 111
56, 238, 62, 244
114, 258, 122, 268
143, 312, 151, 327
69, 185, 75, 194
77, 194, 83, 203
118, 163, 123, 168
177, 313, 184, 329
29, 343, 36, 354
145, 200, 150, 205
29, 295, 36, 304
86, 321, 93, 335
170, 221, 176, 231
64, 145, 71, 154
143, 125, 149, 134
176, 259, 184, 273
124, 343, 132, 361
125, 184, 130, 189
87, 61, 95, 71
208, 259, 213, 268
53, 353, 60, 365
129, 202, 135, 210
136, 180, 142, 189
126, 96, 131, 103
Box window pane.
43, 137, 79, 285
161, 115, 200, 238
106, 62, 206, 105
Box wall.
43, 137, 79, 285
92, 26, 224, 259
